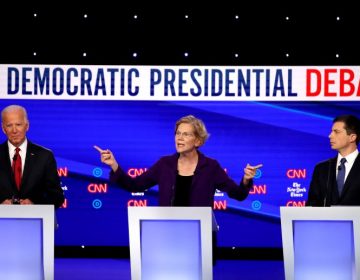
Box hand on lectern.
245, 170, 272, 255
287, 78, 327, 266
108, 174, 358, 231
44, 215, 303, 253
94, 145, 119, 172
19, 198, 34, 205
1, 199, 12, 204
243, 163, 263, 185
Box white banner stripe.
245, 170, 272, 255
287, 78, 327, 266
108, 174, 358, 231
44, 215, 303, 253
1, 65, 359, 101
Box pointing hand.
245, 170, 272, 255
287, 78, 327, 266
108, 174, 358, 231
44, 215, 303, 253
243, 163, 263, 183
94, 145, 118, 171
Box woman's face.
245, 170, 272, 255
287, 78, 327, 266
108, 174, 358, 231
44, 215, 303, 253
175, 123, 200, 153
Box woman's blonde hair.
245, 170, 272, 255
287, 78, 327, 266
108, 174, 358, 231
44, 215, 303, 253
175, 115, 209, 146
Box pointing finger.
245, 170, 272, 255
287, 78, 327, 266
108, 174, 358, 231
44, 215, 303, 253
94, 145, 104, 153
246, 163, 263, 170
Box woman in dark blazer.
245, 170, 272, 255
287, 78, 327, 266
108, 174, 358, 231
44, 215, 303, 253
95, 114, 262, 207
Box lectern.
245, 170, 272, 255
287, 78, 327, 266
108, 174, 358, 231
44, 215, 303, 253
0, 205, 55, 280
128, 206, 217, 280
280, 206, 360, 280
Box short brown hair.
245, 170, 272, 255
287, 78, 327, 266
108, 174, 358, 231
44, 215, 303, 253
333, 114, 360, 145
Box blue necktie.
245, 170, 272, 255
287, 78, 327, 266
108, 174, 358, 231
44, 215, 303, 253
337, 158, 347, 195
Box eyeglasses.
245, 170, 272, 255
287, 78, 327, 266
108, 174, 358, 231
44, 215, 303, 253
175, 131, 195, 138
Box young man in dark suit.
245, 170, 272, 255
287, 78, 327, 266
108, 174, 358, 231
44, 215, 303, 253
0, 105, 64, 208
307, 114, 360, 206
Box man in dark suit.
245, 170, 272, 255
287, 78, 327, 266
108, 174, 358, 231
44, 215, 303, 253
0, 105, 64, 208
307, 114, 360, 206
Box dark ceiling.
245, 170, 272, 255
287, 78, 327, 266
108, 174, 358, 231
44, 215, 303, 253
1, 2, 358, 66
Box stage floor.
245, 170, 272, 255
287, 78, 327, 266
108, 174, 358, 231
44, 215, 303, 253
55, 258, 285, 280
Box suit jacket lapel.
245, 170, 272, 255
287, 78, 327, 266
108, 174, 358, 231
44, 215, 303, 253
0, 142, 16, 187
21, 142, 36, 191
341, 154, 360, 196
328, 157, 339, 202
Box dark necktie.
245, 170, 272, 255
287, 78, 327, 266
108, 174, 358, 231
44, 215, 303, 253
12, 147, 22, 190
336, 158, 347, 195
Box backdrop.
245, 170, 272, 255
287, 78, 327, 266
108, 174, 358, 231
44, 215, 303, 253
1, 99, 356, 247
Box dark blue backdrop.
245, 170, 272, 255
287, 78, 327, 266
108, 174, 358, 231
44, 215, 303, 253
1, 100, 357, 247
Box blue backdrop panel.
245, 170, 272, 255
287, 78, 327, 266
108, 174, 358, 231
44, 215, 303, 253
293, 220, 354, 280
0, 218, 43, 280
0, 100, 358, 247
140, 220, 201, 280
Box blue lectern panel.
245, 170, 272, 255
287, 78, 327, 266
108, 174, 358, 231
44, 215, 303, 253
293, 220, 354, 280
140, 220, 201, 280
0, 218, 43, 280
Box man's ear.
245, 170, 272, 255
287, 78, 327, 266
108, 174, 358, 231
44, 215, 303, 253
350, 133, 357, 143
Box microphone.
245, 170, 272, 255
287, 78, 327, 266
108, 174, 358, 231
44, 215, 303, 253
12, 195, 20, 204
338, 165, 342, 171
13, 154, 17, 161
323, 159, 332, 207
